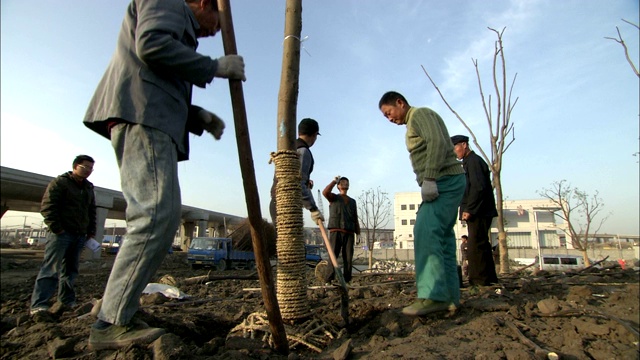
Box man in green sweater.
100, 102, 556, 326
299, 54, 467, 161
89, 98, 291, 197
379, 91, 465, 316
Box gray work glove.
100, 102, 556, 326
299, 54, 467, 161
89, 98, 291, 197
421, 179, 439, 202
198, 110, 225, 140
214, 55, 246, 81
310, 210, 324, 223
334, 175, 341, 183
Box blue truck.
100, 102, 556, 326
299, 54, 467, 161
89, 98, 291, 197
187, 237, 255, 271
304, 244, 328, 266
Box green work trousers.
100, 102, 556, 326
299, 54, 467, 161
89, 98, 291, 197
413, 174, 465, 305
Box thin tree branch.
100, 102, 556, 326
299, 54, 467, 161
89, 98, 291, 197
605, 23, 640, 77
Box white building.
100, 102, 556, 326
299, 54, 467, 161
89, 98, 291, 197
393, 192, 564, 250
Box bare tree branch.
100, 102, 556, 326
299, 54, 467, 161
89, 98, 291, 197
605, 20, 640, 77
422, 27, 519, 273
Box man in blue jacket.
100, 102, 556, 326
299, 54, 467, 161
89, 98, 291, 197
83, 0, 245, 350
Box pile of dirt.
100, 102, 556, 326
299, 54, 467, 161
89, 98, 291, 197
0, 251, 638, 359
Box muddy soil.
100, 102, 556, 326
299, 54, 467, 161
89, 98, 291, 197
1, 251, 638, 359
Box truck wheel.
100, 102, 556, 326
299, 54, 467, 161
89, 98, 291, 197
217, 259, 227, 271
248, 261, 256, 271
191, 264, 202, 270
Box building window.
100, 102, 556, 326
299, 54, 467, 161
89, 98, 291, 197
401, 204, 407, 210
410, 219, 415, 225
409, 234, 412, 238
401, 219, 407, 225
409, 204, 415, 210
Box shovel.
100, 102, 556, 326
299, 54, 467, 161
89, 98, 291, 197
316, 220, 349, 325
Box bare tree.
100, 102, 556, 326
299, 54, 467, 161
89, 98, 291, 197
422, 27, 517, 273
357, 187, 392, 268
605, 19, 640, 78
538, 180, 609, 266
605, 19, 640, 161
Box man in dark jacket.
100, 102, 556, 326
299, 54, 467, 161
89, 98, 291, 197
30, 155, 96, 315
322, 176, 360, 283
451, 135, 499, 286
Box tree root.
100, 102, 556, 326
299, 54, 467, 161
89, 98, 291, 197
228, 312, 346, 353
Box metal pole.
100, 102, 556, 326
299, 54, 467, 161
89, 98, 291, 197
617, 234, 622, 259
534, 211, 543, 270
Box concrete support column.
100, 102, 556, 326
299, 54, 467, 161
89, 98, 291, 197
197, 220, 208, 237
182, 221, 196, 251
216, 223, 226, 237
527, 209, 538, 249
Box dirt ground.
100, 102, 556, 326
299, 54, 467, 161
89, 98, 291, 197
1, 250, 638, 360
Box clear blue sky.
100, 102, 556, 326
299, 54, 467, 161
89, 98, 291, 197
1, 1, 638, 235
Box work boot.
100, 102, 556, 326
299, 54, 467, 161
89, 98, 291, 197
401, 299, 450, 316
88, 322, 165, 350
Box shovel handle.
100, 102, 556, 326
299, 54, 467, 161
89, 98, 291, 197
317, 220, 348, 289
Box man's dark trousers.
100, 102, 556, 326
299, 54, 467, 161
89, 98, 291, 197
466, 216, 498, 286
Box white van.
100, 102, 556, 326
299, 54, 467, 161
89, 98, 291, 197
538, 254, 585, 271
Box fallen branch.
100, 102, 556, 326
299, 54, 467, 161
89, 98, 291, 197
578, 256, 609, 273
498, 316, 558, 359
355, 271, 415, 277
510, 261, 537, 275
182, 272, 258, 284
347, 280, 414, 289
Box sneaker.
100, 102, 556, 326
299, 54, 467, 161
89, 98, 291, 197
90, 299, 149, 329
29, 307, 49, 316
401, 299, 450, 316
88, 323, 166, 350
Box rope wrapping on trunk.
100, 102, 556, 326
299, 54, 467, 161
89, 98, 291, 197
270, 150, 310, 321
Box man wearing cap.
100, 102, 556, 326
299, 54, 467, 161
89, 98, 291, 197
270, 118, 324, 225
379, 91, 465, 316
451, 135, 499, 286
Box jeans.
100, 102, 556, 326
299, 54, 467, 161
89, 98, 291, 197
31, 232, 86, 309
413, 174, 465, 305
99, 123, 181, 326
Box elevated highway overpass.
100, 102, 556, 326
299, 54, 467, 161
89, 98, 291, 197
0, 166, 245, 253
